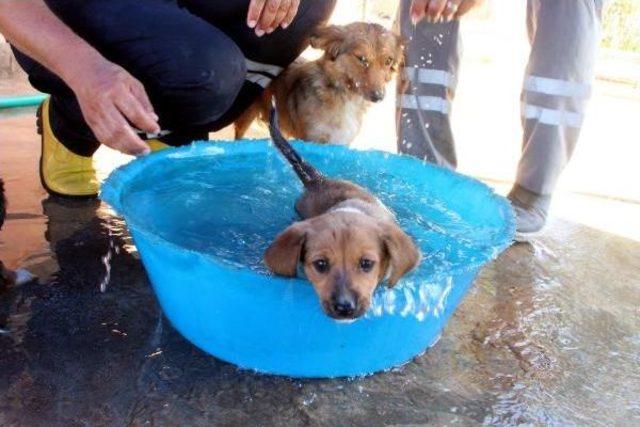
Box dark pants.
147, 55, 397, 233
13, 0, 335, 156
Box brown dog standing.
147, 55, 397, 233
235, 22, 403, 145
264, 107, 420, 320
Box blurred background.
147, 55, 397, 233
1, 0, 639, 240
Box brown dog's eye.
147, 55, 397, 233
356, 55, 369, 68
359, 258, 375, 272
313, 259, 330, 273
385, 57, 394, 67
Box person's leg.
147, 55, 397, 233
510, 0, 603, 239
12, 0, 247, 196
13, 0, 247, 155
178, 0, 336, 131
396, 0, 461, 169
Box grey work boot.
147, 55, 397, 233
507, 184, 551, 242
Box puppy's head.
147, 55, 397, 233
264, 213, 420, 320
310, 22, 404, 103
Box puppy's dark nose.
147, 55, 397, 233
369, 89, 385, 102
332, 292, 357, 317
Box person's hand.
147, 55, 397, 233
454, 0, 484, 19
0, 0, 157, 155
246, 0, 300, 37
410, 0, 483, 24
67, 58, 159, 156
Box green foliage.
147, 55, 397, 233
601, 0, 640, 52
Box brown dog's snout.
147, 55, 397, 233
331, 287, 357, 318
368, 88, 385, 103
327, 272, 360, 319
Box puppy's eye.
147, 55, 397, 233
357, 55, 369, 67
313, 259, 330, 273
384, 57, 394, 67
359, 258, 375, 272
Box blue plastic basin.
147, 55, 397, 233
101, 141, 514, 378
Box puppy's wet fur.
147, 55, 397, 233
264, 108, 420, 320
235, 22, 404, 145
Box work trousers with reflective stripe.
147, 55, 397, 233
397, 0, 602, 196
13, 0, 335, 155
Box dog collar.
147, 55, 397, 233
330, 206, 366, 216
296, 262, 307, 279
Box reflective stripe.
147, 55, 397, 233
245, 59, 283, 77
524, 75, 591, 98
521, 103, 583, 128
404, 67, 456, 88
246, 72, 272, 88
398, 94, 451, 114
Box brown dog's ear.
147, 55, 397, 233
264, 222, 308, 277
381, 222, 420, 287
394, 34, 407, 72
310, 25, 347, 60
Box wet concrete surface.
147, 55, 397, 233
1, 110, 640, 426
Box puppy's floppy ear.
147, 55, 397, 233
264, 222, 308, 277
381, 222, 420, 287
310, 25, 347, 60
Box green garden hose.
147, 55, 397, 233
0, 94, 47, 109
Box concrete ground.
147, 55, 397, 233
1, 1, 640, 425
1, 110, 639, 426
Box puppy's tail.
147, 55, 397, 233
268, 105, 323, 188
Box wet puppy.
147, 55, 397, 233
235, 22, 403, 145
264, 108, 420, 320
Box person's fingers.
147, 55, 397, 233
410, 0, 428, 25
272, 0, 291, 32
109, 123, 150, 156
94, 103, 150, 155
129, 80, 156, 116
442, 0, 462, 22
257, 0, 280, 36
281, 0, 299, 29
85, 115, 109, 148
115, 91, 160, 134
426, 0, 447, 23
81, 103, 114, 148
454, 0, 482, 18
247, 0, 266, 29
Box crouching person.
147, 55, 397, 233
0, 0, 336, 197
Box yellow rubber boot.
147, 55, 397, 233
38, 98, 99, 197
146, 139, 171, 152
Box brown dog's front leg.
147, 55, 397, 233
233, 102, 260, 139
